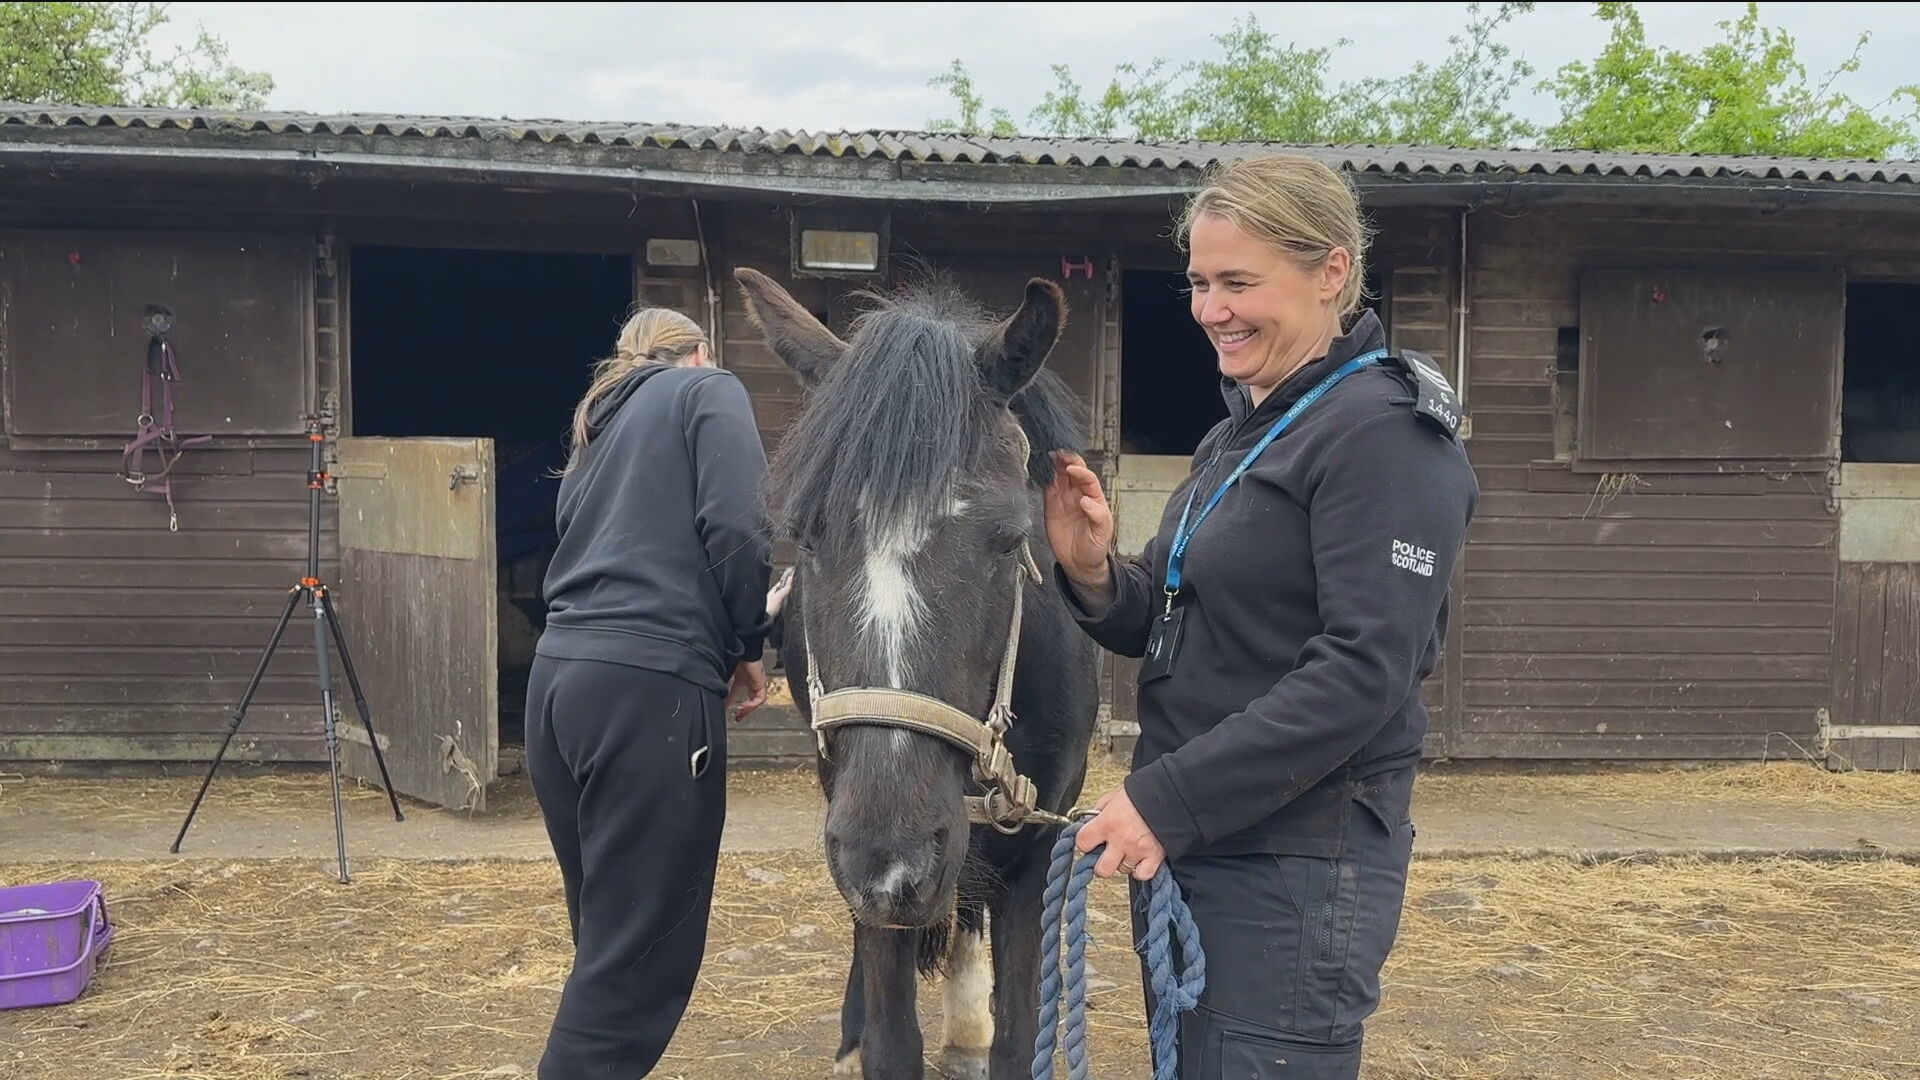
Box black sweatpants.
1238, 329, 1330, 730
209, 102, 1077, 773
524, 653, 728, 1080
1133, 785, 1416, 1079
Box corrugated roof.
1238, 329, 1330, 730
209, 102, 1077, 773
4, 102, 1917, 186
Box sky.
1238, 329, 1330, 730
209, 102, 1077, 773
148, 2, 1920, 139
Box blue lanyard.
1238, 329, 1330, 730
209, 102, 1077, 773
1163, 349, 1387, 604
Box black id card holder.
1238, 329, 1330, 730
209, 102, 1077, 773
1139, 599, 1187, 684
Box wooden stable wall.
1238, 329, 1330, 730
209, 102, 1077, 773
0, 442, 341, 762
0, 178, 718, 767
1453, 203, 1920, 761
0, 193, 345, 763
8, 166, 1918, 772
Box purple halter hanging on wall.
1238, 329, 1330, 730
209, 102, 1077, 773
119, 305, 212, 532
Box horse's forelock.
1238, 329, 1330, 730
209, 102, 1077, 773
769, 277, 1085, 551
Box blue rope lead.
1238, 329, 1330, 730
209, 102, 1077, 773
1032, 820, 1206, 1080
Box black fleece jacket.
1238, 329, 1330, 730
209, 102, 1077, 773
538, 364, 773, 697
1059, 311, 1478, 861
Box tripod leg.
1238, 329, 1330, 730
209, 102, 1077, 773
173, 584, 303, 854
311, 590, 351, 884
319, 589, 404, 823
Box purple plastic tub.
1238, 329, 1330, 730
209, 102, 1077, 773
0, 879, 114, 1010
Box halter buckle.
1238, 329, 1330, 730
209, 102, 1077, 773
976, 780, 1039, 834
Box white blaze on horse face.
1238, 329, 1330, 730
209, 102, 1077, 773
876, 861, 915, 899
941, 923, 994, 1053
857, 520, 929, 691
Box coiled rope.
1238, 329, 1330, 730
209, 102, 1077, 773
1031, 819, 1206, 1080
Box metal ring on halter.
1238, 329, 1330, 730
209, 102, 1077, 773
980, 787, 1020, 834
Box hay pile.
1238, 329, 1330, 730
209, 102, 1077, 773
4, 850, 1915, 1080
0, 768, 398, 821
1376, 854, 1920, 1079
1415, 759, 1920, 813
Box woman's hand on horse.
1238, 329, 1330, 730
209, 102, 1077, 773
1045, 451, 1115, 593
766, 567, 795, 618
1075, 785, 1166, 882
728, 659, 768, 721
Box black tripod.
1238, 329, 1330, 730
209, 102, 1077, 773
171, 415, 404, 883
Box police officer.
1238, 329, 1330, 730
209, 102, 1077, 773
1044, 153, 1479, 1079
527, 307, 775, 1080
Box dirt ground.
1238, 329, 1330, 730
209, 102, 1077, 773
5, 760, 1920, 1079
6, 753, 1920, 864
4, 846, 1918, 1080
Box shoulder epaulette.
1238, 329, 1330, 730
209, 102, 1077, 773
1387, 349, 1464, 439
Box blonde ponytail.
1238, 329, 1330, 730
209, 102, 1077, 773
565, 307, 709, 467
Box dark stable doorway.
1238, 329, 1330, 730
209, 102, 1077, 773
347, 244, 635, 745
1842, 282, 1920, 463
1120, 269, 1224, 456
1118, 263, 1395, 457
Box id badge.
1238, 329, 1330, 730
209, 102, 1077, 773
1139, 603, 1186, 684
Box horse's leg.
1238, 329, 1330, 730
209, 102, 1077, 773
835, 923, 866, 1075
986, 850, 1048, 1080
938, 918, 993, 1080
855, 923, 925, 1079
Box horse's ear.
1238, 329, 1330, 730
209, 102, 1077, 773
733, 266, 847, 386
978, 278, 1065, 398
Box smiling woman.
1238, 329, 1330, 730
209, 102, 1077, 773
1042, 153, 1479, 1080
1180, 155, 1375, 407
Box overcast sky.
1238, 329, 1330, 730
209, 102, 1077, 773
151, 2, 1919, 141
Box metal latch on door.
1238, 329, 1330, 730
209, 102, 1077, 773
448, 464, 480, 491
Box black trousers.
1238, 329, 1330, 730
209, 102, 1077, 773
1133, 788, 1415, 1079
524, 653, 728, 1080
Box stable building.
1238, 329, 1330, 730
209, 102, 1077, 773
2, 103, 1916, 811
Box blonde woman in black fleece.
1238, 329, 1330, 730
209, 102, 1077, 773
527, 306, 774, 1080
1045, 154, 1478, 1079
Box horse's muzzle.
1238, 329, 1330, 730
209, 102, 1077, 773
826, 825, 954, 930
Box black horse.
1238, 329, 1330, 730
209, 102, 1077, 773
735, 267, 1101, 1080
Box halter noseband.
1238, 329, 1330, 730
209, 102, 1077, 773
799, 427, 1068, 835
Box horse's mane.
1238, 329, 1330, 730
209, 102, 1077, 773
769, 273, 1084, 546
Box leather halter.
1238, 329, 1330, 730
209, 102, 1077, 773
120, 332, 212, 532
799, 428, 1070, 835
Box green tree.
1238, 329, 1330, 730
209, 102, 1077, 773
927, 59, 1016, 137
1345, 2, 1539, 147
0, 2, 272, 109
928, 5, 1538, 146
1541, 2, 1919, 158
928, 1, 1918, 158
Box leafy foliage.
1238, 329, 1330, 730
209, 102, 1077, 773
927, 59, 1016, 138
0, 2, 272, 110
927, 2, 1919, 158
945, 6, 1538, 147
1542, 2, 1920, 157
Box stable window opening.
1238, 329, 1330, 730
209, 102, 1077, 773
347, 244, 636, 745
1553, 325, 1581, 459
1842, 282, 1920, 463
1119, 269, 1225, 456
1119, 263, 1392, 457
